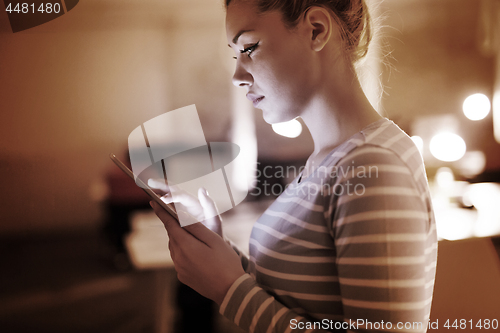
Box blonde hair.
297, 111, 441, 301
225, 0, 372, 65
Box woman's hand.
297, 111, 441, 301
150, 200, 245, 305
148, 179, 222, 237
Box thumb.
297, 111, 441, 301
183, 220, 222, 248
198, 188, 219, 220
198, 188, 223, 237
148, 178, 169, 192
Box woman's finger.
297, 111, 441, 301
183, 221, 222, 248
168, 233, 180, 259
152, 183, 201, 209
198, 188, 219, 220
160, 193, 173, 204
148, 178, 169, 192
151, 201, 207, 246
150, 201, 184, 236
198, 188, 223, 236
168, 239, 175, 259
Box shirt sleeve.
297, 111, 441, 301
219, 274, 335, 333
330, 145, 436, 332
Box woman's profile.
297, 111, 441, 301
149, 0, 438, 332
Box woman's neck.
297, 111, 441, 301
301, 84, 381, 154
298, 72, 381, 178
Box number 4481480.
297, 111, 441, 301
5, 3, 62, 14
443, 319, 498, 330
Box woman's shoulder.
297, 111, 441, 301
324, 118, 422, 173
315, 118, 431, 199
319, 118, 432, 203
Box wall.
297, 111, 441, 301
381, 0, 500, 170
0, 0, 232, 235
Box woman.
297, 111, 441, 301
150, 0, 437, 332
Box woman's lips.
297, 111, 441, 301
246, 94, 265, 107
253, 96, 264, 107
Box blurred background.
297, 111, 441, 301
1, 0, 500, 332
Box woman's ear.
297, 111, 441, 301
303, 7, 335, 52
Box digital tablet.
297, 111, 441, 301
109, 153, 179, 222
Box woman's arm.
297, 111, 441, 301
219, 273, 337, 333
151, 204, 336, 333
331, 145, 437, 332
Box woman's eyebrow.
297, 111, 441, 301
232, 29, 254, 44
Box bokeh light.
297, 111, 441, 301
455, 151, 486, 178
464, 183, 500, 237
272, 119, 303, 138
430, 132, 466, 162
435, 167, 455, 188
463, 93, 491, 121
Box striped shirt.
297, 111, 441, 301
220, 118, 438, 333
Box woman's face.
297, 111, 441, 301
226, 1, 317, 124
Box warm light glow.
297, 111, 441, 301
463, 93, 491, 121
434, 207, 476, 241
430, 133, 466, 162
410, 136, 424, 155
231, 87, 257, 193
456, 151, 486, 178
272, 119, 303, 138
464, 183, 500, 237
435, 167, 455, 188
431, 168, 476, 241
494, 90, 500, 143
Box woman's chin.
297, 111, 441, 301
261, 109, 293, 125
262, 115, 281, 125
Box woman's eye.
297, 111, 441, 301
240, 42, 259, 57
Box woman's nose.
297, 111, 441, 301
232, 61, 253, 88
